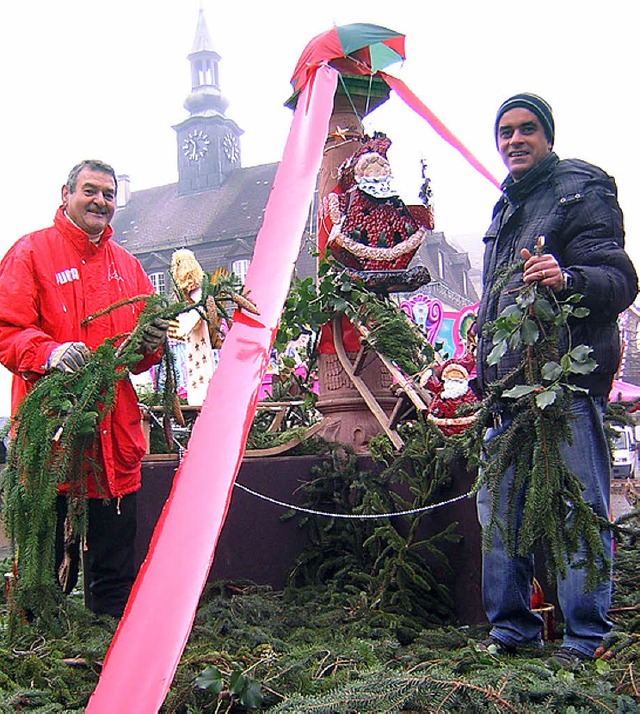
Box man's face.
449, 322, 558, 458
62, 167, 116, 237
497, 107, 552, 180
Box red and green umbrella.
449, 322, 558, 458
291, 23, 406, 93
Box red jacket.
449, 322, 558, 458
0, 208, 160, 498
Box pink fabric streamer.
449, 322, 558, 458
380, 71, 502, 190
86, 64, 338, 713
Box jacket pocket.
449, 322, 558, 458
111, 380, 146, 471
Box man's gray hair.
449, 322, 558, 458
66, 160, 118, 193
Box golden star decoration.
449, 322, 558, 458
329, 126, 351, 141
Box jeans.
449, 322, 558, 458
476, 394, 613, 656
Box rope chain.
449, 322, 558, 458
142, 404, 472, 520
233, 482, 472, 519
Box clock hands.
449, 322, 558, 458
182, 130, 210, 161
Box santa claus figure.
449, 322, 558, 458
426, 356, 478, 437
324, 133, 429, 272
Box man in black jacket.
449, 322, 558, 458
475, 93, 638, 666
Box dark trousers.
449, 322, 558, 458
55, 492, 137, 617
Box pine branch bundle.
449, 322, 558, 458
0, 271, 253, 625
466, 261, 611, 588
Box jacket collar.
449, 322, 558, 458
54, 206, 113, 255
501, 152, 559, 203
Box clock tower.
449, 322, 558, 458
174, 8, 242, 195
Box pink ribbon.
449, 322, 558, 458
380, 71, 502, 189
86, 64, 338, 713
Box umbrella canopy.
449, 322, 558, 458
291, 23, 405, 93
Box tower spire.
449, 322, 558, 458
184, 7, 228, 116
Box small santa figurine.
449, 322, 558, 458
425, 354, 478, 437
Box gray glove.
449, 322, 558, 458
47, 342, 91, 373
140, 317, 170, 352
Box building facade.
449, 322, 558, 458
112, 9, 478, 320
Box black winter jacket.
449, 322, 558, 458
476, 152, 638, 398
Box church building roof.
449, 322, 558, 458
112, 162, 278, 253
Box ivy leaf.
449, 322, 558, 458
535, 389, 557, 409
508, 328, 522, 350
229, 669, 247, 694
566, 292, 584, 303
492, 327, 512, 344
332, 298, 349, 313
500, 304, 523, 320
533, 297, 555, 322
229, 669, 263, 708
541, 361, 563, 382
521, 318, 540, 346
239, 679, 264, 709
569, 357, 598, 375
195, 666, 224, 694
487, 341, 507, 366
569, 345, 593, 362
502, 385, 537, 399
572, 307, 590, 318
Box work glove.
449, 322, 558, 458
140, 317, 170, 353
46, 342, 91, 374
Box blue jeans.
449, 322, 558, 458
476, 395, 613, 656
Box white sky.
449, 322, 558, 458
0, 0, 636, 413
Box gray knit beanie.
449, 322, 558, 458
494, 93, 555, 146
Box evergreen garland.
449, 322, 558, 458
276, 257, 434, 379
0, 271, 251, 627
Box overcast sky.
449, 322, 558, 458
0, 0, 635, 412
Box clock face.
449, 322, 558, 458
182, 129, 210, 161
223, 132, 240, 164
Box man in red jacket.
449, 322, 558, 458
0, 159, 169, 617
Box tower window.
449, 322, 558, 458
195, 59, 215, 87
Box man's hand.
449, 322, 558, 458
520, 248, 564, 293
140, 317, 170, 353
47, 342, 91, 373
